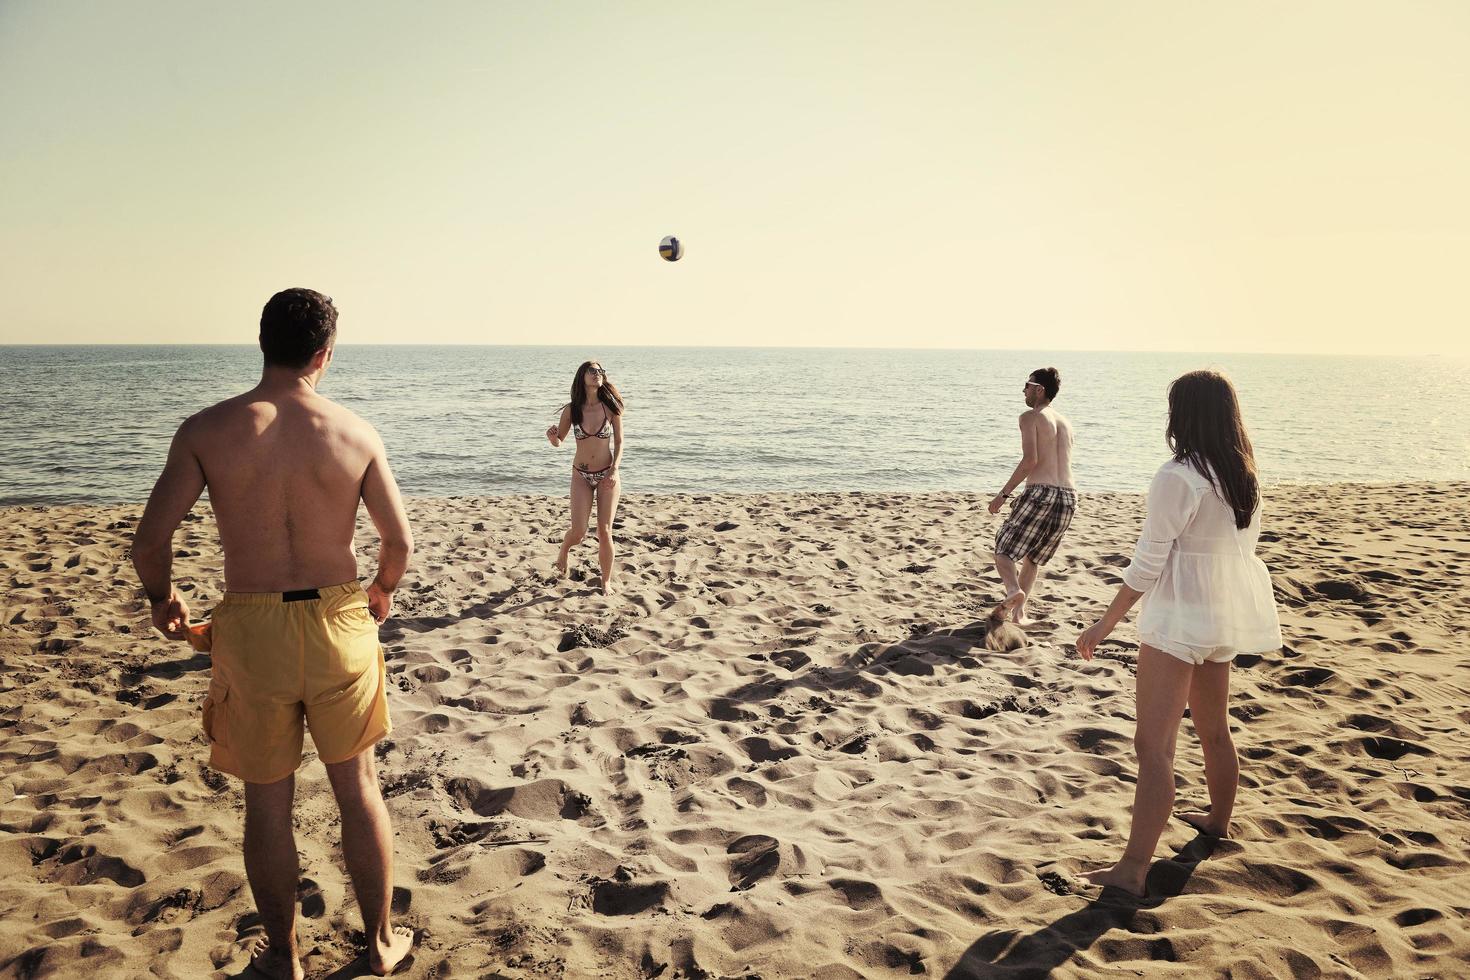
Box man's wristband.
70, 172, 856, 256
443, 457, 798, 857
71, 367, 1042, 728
145, 587, 169, 605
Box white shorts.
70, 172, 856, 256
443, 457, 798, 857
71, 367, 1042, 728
1141, 634, 1238, 667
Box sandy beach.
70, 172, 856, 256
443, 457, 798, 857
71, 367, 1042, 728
2, 483, 1467, 978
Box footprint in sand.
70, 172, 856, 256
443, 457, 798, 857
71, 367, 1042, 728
585, 869, 669, 915
48, 843, 145, 887
1360, 736, 1430, 762
726, 834, 780, 891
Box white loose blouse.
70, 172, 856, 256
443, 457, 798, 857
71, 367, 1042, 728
1122, 459, 1282, 654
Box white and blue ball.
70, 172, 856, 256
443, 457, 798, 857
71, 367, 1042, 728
658, 235, 684, 262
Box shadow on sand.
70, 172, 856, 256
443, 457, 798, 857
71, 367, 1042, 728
716, 617, 1005, 709
943, 834, 1219, 978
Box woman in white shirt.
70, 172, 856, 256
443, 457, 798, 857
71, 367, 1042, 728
1075, 370, 1281, 896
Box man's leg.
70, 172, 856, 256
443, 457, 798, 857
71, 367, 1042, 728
1082, 645, 1194, 896
1015, 558, 1041, 623
325, 748, 414, 975
243, 774, 304, 980
992, 552, 1022, 607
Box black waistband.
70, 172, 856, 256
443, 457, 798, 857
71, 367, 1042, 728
282, 588, 321, 602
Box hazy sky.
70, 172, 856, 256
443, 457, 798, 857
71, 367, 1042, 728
2, 2, 1467, 354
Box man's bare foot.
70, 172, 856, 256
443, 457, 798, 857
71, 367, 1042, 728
1003, 589, 1027, 623
1080, 858, 1149, 897
369, 924, 417, 976
245, 936, 304, 980
1180, 810, 1231, 838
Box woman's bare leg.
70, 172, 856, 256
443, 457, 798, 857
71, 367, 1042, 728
1082, 644, 1194, 895
1181, 658, 1237, 837
555, 474, 594, 576
595, 474, 621, 594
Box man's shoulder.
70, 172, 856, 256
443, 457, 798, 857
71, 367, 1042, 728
181, 393, 253, 435
1021, 407, 1062, 425
319, 399, 383, 447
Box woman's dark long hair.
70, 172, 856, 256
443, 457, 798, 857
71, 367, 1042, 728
1166, 370, 1259, 529
569, 360, 624, 428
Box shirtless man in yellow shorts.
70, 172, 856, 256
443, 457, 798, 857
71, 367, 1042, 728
132, 289, 416, 979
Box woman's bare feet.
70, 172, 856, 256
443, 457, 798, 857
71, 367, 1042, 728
1180, 810, 1231, 838
369, 924, 417, 976
1080, 857, 1149, 897
601, 576, 616, 597
245, 936, 303, 980
553, 556, 568, 578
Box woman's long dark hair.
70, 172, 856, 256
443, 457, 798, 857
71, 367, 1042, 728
1166, 370, 1259, 529
569, 360, 624, 428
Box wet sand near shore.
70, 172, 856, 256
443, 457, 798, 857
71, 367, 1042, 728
2, 483, 1468, 977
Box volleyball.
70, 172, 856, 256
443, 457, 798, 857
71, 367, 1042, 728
658, 235, 684, 262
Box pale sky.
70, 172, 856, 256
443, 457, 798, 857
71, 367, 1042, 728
2, 2, 1467, 354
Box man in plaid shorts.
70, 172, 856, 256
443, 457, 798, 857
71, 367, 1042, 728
988, 367, 1076, 624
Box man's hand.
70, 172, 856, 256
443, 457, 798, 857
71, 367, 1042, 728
151, 593, 191, 641
988, 494, 1007, 515
1075, 620, 1110, 661
366, 579, 394, 624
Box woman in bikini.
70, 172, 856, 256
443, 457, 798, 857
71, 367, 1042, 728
1074, 370, 1281, 897
545, 360, 624, 594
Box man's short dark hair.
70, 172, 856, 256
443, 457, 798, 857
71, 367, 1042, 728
1030, 366, 1060, 401
260, 288, 338, 368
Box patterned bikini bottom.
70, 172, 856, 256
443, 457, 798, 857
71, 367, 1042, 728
575, 464, 613, 489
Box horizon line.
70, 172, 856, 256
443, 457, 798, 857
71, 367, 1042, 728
0, 342, 1460, 359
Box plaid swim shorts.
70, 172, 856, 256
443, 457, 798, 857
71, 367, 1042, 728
994, 484, 1077, 565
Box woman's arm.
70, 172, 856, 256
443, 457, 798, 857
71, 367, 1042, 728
546, 405, 572, 447
1075, 584, 1144, 660
610, 410, 624, 473
1075, 466, 1199, 659
1120, 467, 1199, 594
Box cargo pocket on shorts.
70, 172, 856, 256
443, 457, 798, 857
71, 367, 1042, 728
202, 680, 229, 744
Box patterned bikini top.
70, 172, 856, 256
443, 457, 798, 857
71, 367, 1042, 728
573, 409, 613, 440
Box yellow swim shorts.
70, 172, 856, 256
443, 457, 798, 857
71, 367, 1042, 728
201, 582, 391, 784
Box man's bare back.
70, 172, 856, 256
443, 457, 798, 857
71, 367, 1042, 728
134, 341, 412, 631
1022, 405, 1075, 490
136, 377, 410, 605
186, 384, 399, 592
